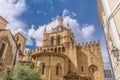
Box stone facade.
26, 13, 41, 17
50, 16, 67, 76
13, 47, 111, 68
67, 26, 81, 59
0, 16, 26, 77
29, 17, 106, 80
98, 0, 120, 80
0, 16, 106, 80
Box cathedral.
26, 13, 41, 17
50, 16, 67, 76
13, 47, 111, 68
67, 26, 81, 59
0, 16, 106, 80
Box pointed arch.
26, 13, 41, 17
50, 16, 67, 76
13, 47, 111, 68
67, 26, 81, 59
89, 65, 99, 80
51, 36, 54, 45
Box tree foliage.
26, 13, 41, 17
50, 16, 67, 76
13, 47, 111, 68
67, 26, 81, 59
3, 65, 42, 80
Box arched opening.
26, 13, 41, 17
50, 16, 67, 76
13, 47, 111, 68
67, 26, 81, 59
57, 35, 60, 45
54, 48, 57, 52
51, 48, 53, 51
56, 66, 59, 75
58, 47, 61, 53
51, 37, 54, 45
89, 65, 98, 80
44, 49, 46, 52
62, 47, 65, 52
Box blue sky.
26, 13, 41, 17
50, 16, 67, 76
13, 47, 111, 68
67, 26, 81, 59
0, 0, 113, 79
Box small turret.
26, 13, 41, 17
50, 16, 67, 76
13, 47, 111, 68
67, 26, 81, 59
57, 17, 64, 27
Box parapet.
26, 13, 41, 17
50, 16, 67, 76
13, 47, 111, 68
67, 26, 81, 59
77, 40, 101, 50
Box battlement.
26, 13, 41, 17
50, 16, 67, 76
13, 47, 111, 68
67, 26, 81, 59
76, 40, 101, 50
24, 40, 101, 55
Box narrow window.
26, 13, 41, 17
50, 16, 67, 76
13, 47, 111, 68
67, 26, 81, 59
57, 36, 60, 45
51, 37, 54, 45
42, 64, 45, 75
92, 67, 94, 73
56, 66, 59, 75
81, 66, 83, 72
0, 43, 6, 58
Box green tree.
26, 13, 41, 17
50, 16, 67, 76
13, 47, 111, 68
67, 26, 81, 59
3, 65, 42, 80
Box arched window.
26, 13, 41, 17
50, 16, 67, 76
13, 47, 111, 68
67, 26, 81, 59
62, 47, 65, 52
42, 63, 45, 75
51, 37, 54, 45
51, 48, 53, 51
54, 48, 57, 52
56, 63, 62, 76
58, 47, 61, 53
0, 43, 6, 58
92, 67, 94, 73
57, 36, 60, 45
56, 66, 59, 75
44, 49, 46, 52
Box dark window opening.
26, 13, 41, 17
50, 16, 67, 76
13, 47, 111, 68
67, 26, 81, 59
92, 67, 94, 73
44, 49, 46, 52
56, 66, 59, 75
54, 48, 57, 52
0, 43, 6, 58
51, 37, 54, 45
42, 64, 45, 75
57, 36, 60, 45
58, 47, 61, 53
51, 48, 53, 51
81, 66, 83, 72
62, 47, 65, 52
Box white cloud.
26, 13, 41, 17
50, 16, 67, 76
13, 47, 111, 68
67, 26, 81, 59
72, 12, 77, 16
80, 24, 95, 40
0, 0, 26, 34
24, 15, 95, 47
14, 9, 94, 47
